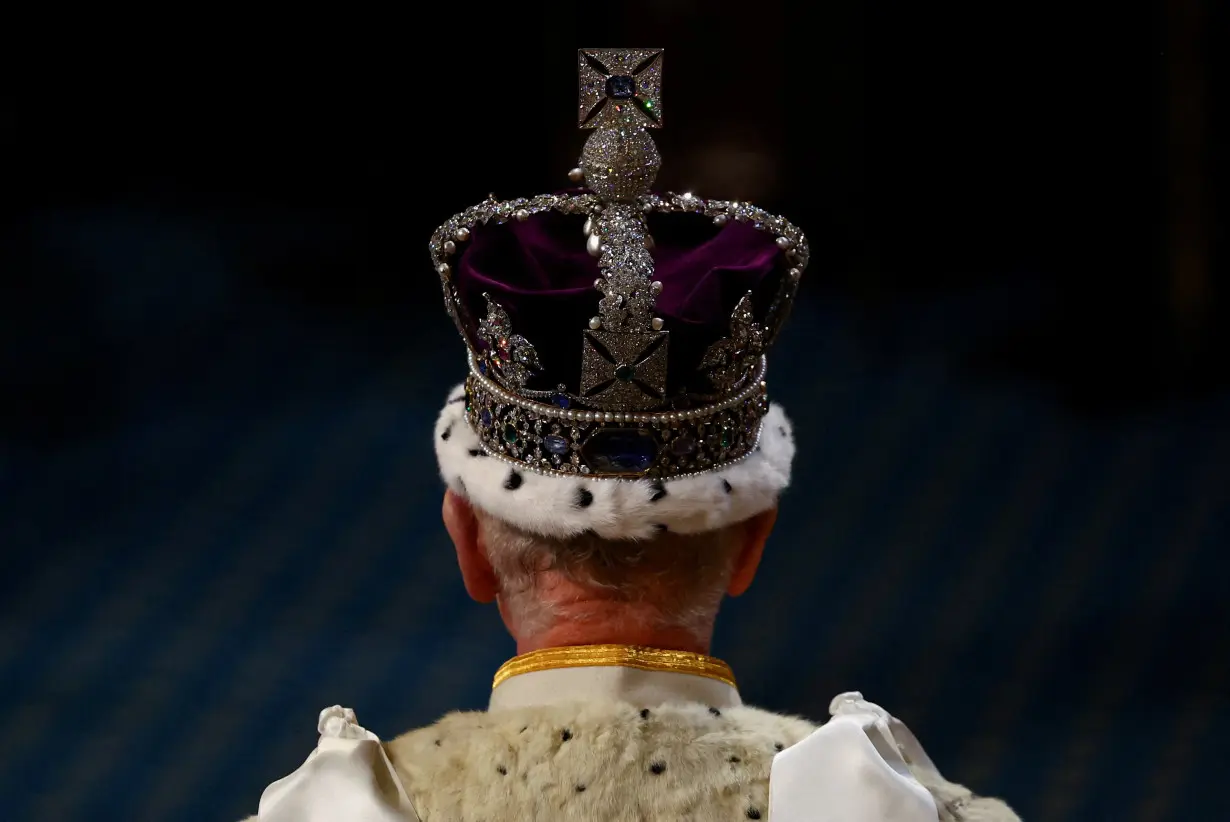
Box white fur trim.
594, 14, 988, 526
433, 383, 794, 540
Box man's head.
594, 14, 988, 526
442, 490, 777, 653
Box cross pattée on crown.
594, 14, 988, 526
577, 49, 663, 129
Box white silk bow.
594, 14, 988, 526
257, 706, 418, 822
769, 691, 939, 821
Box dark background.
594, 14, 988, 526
2, 3, 1227, 820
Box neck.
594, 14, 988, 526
505, 597, 716, 657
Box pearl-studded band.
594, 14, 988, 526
464, 352, 769, 480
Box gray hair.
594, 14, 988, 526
474, 509, 743, 642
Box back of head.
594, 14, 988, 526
474, 505, 746, 642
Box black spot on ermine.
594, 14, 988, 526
504, 470, 523, 490
709, 706, 722, 717
721, 479, 732, 494
649, 761, 666, 775
649, 480, 666, 502
561, 729, 573, 742
576, 488, 594, 508
468, 449, 486, 457
441, 424, 453, 441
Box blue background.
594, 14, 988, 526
3, 5, 1228, 819
2, 206, 1227, 821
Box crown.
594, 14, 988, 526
430, 49, 807, 483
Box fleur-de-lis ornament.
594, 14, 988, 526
699, 292, 766, 393
476, 293, 541, 390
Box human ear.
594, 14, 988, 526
443, 490, 498, 603
727, 507, 777, 597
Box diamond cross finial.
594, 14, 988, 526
578, 49, 663, 129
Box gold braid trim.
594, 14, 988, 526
492, 645, 736, 690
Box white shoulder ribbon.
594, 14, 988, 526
769, 692, 939, 822
258, 706, 418, 822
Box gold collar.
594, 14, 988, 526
492, 644, 736, 690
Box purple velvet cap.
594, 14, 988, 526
454, 202, 790, 397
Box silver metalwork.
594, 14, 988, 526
577, 50, 671, 407
580, 126, 661, 202
427, 48, 808, 480
580, 328, 668, 410
475, 293, 541, 390
464, 350, 769, 479
578, 49, 663, 129
429, 190, 808, 412
700, 292, 766, 394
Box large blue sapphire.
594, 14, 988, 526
605, 75, 636, 100
582, 428, 658, 475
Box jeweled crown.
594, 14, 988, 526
430, 49, 807, 480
